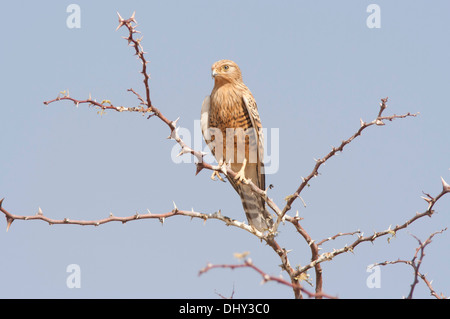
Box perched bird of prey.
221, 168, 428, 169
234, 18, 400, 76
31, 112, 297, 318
200, 59, 273, 231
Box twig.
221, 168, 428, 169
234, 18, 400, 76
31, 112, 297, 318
293, 177, 450, 277
372, 228, 447, 299
283, 216, 324, 298
273, 98, 418, 297
279, 98, 418, 222
0, 198, 268, 238
198, 259, 336, 299
214, 283, 235, 299
317, 230, 362, 246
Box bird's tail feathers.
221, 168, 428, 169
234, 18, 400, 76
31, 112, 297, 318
237, 184, 273, 232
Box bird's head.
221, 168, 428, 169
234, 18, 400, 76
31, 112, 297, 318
211, 60, 243, 85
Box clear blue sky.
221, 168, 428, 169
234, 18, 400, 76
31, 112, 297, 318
1, 1, 449, 298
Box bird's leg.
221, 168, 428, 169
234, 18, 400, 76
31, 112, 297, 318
211, 159, 225, 182
234, 158, 249, 185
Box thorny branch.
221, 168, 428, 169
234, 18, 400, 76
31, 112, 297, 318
292, 176, 450, 277
279, 97, 418, 224
372, 229, 448, 299
270, 99, 419, 297
0, 198, 265, 237
198, 258, 336, 299
316, 230, 362, 246
2, 12, 448, 299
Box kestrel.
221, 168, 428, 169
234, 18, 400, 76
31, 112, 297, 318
200, 59, 273, 231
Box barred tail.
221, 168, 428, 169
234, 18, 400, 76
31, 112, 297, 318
236, 184, 273, 231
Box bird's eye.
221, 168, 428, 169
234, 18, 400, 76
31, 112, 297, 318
223, 65, 229, 71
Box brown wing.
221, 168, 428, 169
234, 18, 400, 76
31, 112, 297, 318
242, 94, 265, 192
229, 94, 272, 231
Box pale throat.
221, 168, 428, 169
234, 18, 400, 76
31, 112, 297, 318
210, 82, 242, 122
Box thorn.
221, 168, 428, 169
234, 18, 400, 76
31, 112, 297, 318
421, 196, 432, 204
147, 209, 152, 215
441, 177, 450, 192
37, 207, 43, 216
195, 163, 204, 176
136, 36, 144, 44
360, 118, 365, 127
171, 117, 180, 128
177, 147, 190, 157
6, 217, 13, 232
299, 196, 307, 208
130, 11, 136, 23
159, 217, 165, 225
109, 212, 114, 217
375, 119, 385, 126
116, 12, 125, 31
172, 201, 178, 213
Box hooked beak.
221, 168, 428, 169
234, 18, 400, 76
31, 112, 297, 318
211, 69, 218, 78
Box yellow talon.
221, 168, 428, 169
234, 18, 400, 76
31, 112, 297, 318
234, 158, 248, 185
211, 160, 226, 182
210, 170, 225, 182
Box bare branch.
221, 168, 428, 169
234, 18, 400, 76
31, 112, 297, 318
293, 179, 449, 277
0, 198, 269, 238
283, 215, 324, 298
198, 258, 336, 299
280, 97, 418, 221
373, 229, 447, 299
317, 230, 362, 246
